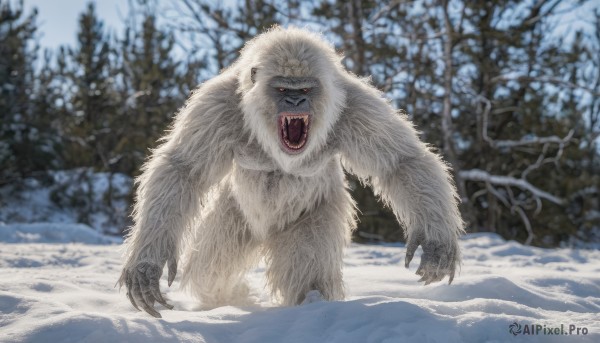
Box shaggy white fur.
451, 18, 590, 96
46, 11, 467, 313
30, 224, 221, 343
119, 27, 464, 317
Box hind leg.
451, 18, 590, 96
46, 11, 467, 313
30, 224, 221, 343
264, 190, 355, 305
181, 188, 260, 309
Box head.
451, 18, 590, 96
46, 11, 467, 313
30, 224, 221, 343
237, 27, 347, 171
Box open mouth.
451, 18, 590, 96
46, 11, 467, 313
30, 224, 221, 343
278, 112, 310, 154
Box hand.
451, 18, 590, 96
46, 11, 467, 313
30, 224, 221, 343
123, 257, 177, 318
404, 231, 459, 285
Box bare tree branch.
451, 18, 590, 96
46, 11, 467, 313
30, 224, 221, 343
495, 130, 574, 149
459, 169, 566, 206
490, 74, 600, 96
478, 93, 575, 149
512, 205, 535, 245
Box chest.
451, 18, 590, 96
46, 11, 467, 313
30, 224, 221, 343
229, 156, 342, 237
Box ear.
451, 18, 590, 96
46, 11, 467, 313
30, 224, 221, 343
251, 68, 257, 84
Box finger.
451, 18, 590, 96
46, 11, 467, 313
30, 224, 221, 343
148, 277, 165, 303
149, 278, 173, 310
417, 260, 436, 283
424, 277, 433, 286
138, 275, 157, 310
139, 291, 161, 318
422, 269, 437, 285
426, 271, 445, 285
126, 273, 140, 311
159, 299, 174, 310
144, 265, 168, 304
415, 254, 428, 276
448, 267, 456, 284
436, 272, 446, 282
168, 256, 177, 287
140, 298, 162, 318
127, 292, 140, 311
417, 262, 430, 282
416, 264, 425, 276
405, 233, 422, 268
446, 246, 457, 284
132, 276, 161, 318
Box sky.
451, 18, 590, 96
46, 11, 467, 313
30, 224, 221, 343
25, 0, 127, 51
24, 0, 600, 52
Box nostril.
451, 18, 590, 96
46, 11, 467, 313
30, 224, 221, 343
285, 96, 307, 107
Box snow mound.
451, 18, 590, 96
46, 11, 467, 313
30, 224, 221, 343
0, 223, 121, 244
0, 231, 598, 342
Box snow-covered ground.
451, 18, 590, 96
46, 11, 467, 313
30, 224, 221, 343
0, 224, 598, 343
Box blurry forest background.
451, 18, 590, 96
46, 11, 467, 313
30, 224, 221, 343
1, 0, 599, 247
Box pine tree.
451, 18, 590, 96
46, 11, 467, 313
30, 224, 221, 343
0, 0, 40, 183
116, 10, 184, 174
61, 2, 120, 172
48, 3, 123, 227
30, 50, 64, 172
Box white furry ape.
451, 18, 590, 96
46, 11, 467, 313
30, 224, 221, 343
119, 27, 464, 317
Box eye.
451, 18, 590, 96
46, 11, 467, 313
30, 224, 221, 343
278, 88, 287, 93
301, 88, 311, 94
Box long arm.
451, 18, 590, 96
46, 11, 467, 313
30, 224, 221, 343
338, 77, 464, 284
119, 71, 243, 317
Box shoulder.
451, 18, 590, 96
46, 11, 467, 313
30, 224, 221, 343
336, 74, 393, 131
176, 69, 243, 130
166, 69, 245, 149
188, 69, 241, 109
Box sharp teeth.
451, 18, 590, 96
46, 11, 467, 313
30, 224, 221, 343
281, 115, 309, 128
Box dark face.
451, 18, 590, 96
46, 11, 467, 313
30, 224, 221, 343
268, 76, 320, 155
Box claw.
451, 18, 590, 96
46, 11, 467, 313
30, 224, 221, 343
149, 280, 173, 310
123, 260, 175, 317
140, 299, 162, 318
405, 232, 423, 268
434, 274, 445, 283
138, 274, 158, 311
426, 271, 444, 285
162, 302, 175, 310
131, 277, 146, 311
416, 263, 425, 276
405, 253, 414, 268
126, 274, 140, 311
409, 233, 461, 286
132, 275, 161, 318
168, 256, 177, 287
127, 291, 141, 311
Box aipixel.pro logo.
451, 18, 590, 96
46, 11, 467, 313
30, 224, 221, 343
509, 322, 589, 336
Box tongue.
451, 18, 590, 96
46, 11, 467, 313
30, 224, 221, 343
287, 118, 304, 144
